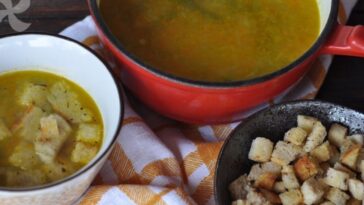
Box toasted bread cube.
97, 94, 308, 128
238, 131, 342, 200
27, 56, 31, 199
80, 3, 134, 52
9, 142, 40, 170
271, 141, 303, 166
76, 123, 102, 145
284, 127, 307, 146
340, 143, 361, 170
18, 83, 51, 112
320, 201, 335, 205
324, 168, 349, 190
12, 106, 44, 141
328, 123, 348, 147
328, 145, 340, 166
71, 142, 98, 164
301, 177, 325, 205
294, 155, 319, 181
356, 149, 364, 171
279, 189, 303, 205
297, 115, 318, 133
273, 181, 286, 193
303, 121, 327, 152
260, 189, 281, 204
34, 114, 71, 164
325, 187, 350, 205
0, 119, 11, 140
349, 134, 364, 145
232, 200, 248, 205
346, 198, 361, 205
282, 165, 300, 189
360, 160, 364, 181
248, 162, 281, 181
248, 137, 274, 163
42, 159, 76, 182
254, 172, 278, 190
6, 168, 47, 187
246, 188, 271, 205
229, 175, 250, 200
310, 141, 332, 162
47, 81, 93, 123
334, 162, 356, 178
348, 178, 364, 200
317, 162, 331, 178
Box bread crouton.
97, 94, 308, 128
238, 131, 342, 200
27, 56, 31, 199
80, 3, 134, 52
328, 145, 340, 166
356, 149, 364, 171
346, 198, 361, 205
297, 115, 318, 133
260, 189, 281, 204
281, 165, 300, 189
232, 200, 248, 205
271, 141, 303, 166
348, 178, 364, 200
317, 162, 331, 178
71, 142, 98, 164
229, 175, 250, 200
294, 155, 319, 181
76, 123, 102, 145
279, 189, 303, 205
303, 121, 327, 152
9, 142, 41, 170
348, 134, 364, 145
360, 160, 364, 181
12, 106, 45, 141
333, 162, 356, 178
328, 123, 348, 148
284, 127, 307, 146
6, 168, 47, 187
248, 137, 274, 162
248, 162, 281, 181
310, 141, 332, 162
42, 159, 77, 182
320, 201, 335, 205
254, 172, 278, 190
273, 181, 286, 193
34, 114, 72, 164
340, 143, 361, 170
301, 177, 325, 205
245, 188, 271, 205
0, 119, 11, 140
47, 81, 93, 123
324, 168, 349, 190
18, 83, 51, 112
325, 187, 350, 205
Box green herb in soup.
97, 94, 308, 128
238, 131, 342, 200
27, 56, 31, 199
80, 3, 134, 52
0, 71, 103, 187
100, 0, 320, 82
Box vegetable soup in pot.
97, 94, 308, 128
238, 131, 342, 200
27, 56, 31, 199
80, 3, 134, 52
100, 0, 320, 82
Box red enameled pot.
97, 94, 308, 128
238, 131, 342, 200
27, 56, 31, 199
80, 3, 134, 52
88, 0, 364, 124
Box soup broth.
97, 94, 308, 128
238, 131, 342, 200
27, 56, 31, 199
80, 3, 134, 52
100, 0, 320, 82
0, 71, 103, 187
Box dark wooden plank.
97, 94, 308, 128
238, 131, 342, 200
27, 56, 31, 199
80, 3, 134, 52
0, 0, 88, 34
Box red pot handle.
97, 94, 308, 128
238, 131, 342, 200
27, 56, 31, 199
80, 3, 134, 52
321, 24, 364, 57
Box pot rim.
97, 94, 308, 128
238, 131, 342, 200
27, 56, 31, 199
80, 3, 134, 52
0, 32, 124, 192
89, 0, 339, 89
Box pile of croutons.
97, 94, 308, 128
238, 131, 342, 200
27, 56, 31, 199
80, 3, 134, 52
229, 115, 364, 205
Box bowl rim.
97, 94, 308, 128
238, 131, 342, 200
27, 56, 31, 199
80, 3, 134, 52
88, 0, 339, 88
213, 99, 363, 204
0, 32, 124, 192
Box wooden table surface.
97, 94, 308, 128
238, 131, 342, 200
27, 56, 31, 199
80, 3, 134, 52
1, 0, 364, 112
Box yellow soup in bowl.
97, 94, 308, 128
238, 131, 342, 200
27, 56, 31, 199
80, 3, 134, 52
100, 0, 320, 82
0, 71, 103, 188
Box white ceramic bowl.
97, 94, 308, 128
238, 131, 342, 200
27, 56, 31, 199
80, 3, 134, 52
0, 33, 123, 205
